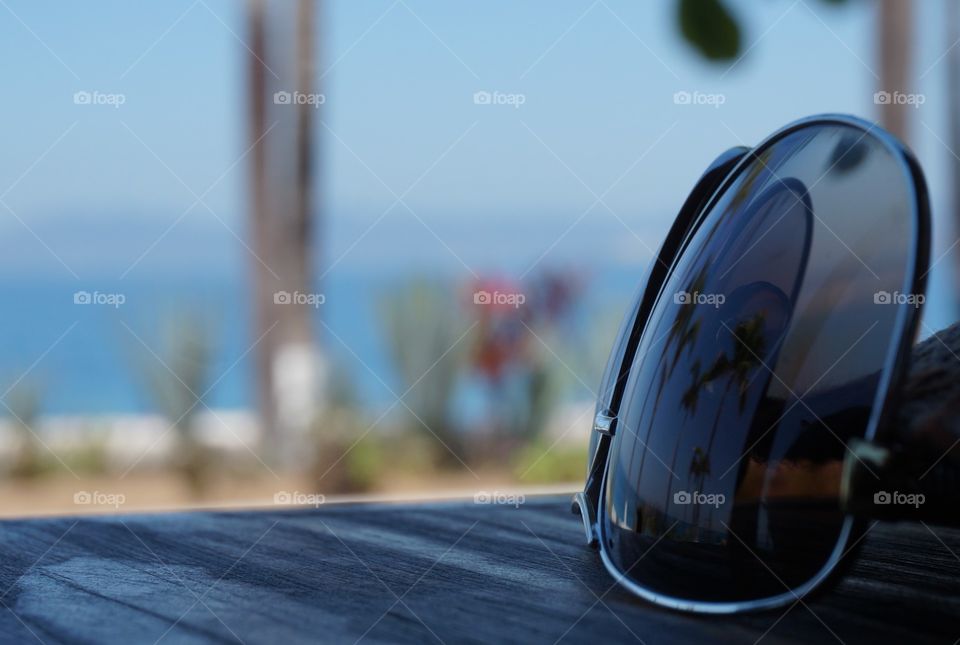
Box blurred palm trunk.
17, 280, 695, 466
248, 0, 324, 466
877, 0, 912, 143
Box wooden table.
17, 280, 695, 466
0, 495, 957, 644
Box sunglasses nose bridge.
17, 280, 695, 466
575, 412, 617, 548
571, 491, 599, 548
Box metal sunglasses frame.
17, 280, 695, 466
573, 113, 949, 614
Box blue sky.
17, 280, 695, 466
0, 0, 956, 331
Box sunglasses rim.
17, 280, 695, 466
591, 113, 931, 614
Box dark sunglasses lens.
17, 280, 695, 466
602, 123, 922, 605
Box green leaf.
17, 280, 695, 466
677, 0, 741, 61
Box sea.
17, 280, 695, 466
0, 270, 636, 415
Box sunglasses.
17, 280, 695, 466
575, 114, 958, 613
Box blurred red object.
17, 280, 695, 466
466, 271, 581, 382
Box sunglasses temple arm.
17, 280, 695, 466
570, 146, 753, 549
572, 433, 613, 548
841, 438, 960, 528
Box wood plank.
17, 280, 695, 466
0, 496, 956, 644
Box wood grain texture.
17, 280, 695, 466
0, 496, 957, 644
